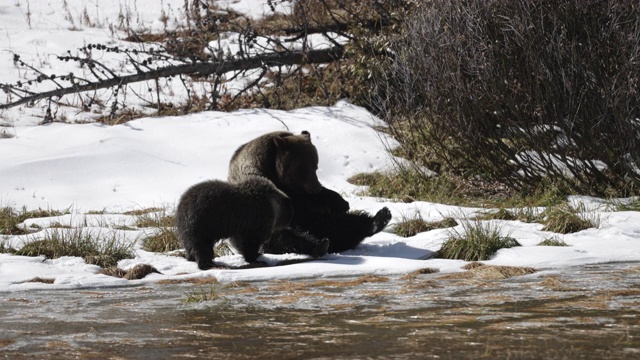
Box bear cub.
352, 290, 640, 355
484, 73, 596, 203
175, 176, 293, 270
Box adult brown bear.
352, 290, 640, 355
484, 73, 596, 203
228, 131, 392, 255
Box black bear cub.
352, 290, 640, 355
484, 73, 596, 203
175, 176, 293, 270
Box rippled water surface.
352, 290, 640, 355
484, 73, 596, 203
2, 263, 640, 359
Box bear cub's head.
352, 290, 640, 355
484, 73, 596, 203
273, 131, 322, 195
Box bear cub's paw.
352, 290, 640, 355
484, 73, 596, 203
371, 207, 392, 234
197, 260, 217, 270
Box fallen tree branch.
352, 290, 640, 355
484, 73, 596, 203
0, 47, 345, 110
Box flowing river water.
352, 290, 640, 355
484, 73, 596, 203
1, 262, 640, 359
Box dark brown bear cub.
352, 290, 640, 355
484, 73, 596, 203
175, 177, 293, 270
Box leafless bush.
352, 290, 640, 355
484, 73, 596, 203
1, 0, 407, 120
367, 0, 640, 196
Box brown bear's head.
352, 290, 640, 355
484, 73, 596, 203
273, 131, 323, 194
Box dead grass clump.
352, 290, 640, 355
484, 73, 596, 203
98, 267, 128, 278
1, 206, 68, 235
537, 237, 569, 247
537, 275, 580, 292
125, 264, 161, 280
142, 228, 180, 253
124, 207, 164, 216
134, 209, 175, 228
0, 241, 16, 254
264, 280, 310, 292
541, 203, 598, 234
135, 208, 181, 253
442, 263, 536, 281
477, 208, 517, 221
437, 220, 520, 261
16, 227, 134, 268
95, 109, 151, 126
98, 264, 161, 280
221, 281, 252, 289
22, 277, 55, 284
400, 267, 439, 281
348, 170, 483, 205
472, 265, 536, 280
311, 275, 390, 288
394, 216, 458, 237
462, 262, 485, 270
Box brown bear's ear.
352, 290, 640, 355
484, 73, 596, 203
301, 130, 311, 141
273, 135, 288, 149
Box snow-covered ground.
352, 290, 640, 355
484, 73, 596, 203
1, 1, 640, 292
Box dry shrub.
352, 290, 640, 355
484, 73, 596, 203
367, 0, 640, 197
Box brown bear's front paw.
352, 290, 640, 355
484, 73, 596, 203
371, 207, 392, 234
312, 238, 330, 258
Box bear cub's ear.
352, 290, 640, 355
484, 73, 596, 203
301, 130, 311, 140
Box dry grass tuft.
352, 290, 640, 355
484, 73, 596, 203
462, 262, 485, 270
22, 277, 55, 284
98, 267, 128, 278
400, 267, 440, 281
125, 264, 161, 280
142, 228, 180, 253
394, 216, 458, 237
98, 264, 161, 280
1, 206, 68, 235
437, 220, 520, 261
311, 275, 390, 288
537, 275, 580, 292
16, 227, 134, 268
442, 263, 536, 280
541, 203, 599, 234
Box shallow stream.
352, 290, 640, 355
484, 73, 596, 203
2, 262, 640, 359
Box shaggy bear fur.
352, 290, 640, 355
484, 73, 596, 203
228, 131, 392, 255
175, 177, 293, 270
228, 130, 323, 195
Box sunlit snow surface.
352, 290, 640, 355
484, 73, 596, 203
1, 1, 640, 292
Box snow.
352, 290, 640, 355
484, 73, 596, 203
2, 1, 640, 292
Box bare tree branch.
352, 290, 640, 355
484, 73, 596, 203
0, 47, 345, 110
